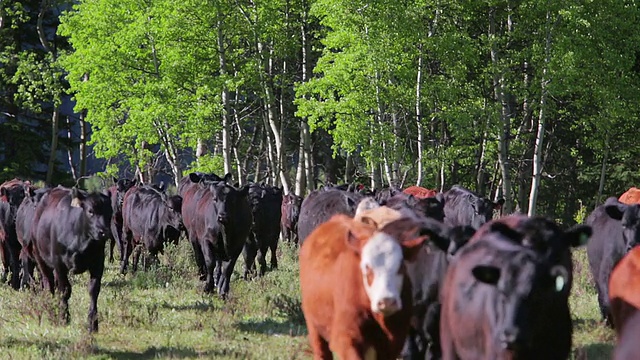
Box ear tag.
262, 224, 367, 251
71, 197, 82, 208
555, 275, 565, 292
579, 233, 589, 246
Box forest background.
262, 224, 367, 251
2, 0, 640, 224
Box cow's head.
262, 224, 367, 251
471, 250, 570, 351
212, 183, 249, 225
113, 177, 137, 210
71, 187, 113, 242
164, 194, 184, 232
468, 195, 505, 229
604, 197, 640, 253
0, 180, 30, 207
348, 216, 427, 316
282, 193, 303, 222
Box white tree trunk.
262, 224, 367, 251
415, 48, 424, 186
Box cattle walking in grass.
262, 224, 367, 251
31, 186, 112, 332
442, 185, 504, 229
280, 192, 303, 245
182, 180, 252, 298
300, 210, 448, 360
244, 183, 283, 278
121, 184, 183, 273
0, 178, 31, 289
106, 177, 137, 264
586, 197, 640, 326
440, 215, 591, 360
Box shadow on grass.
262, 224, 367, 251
160, 300, 216, 312
236, 318, 307, 336
573, 317, 604, 328
574, 343, 614, 360
99, 346, 248, 360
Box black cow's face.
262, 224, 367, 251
283, 194, 302, 219
165, 195, 184, 230
212, 184, 247, 224
605, 200, 640, 253
114, 177, 137, 209
472, 252, 570, 351
470, 197, 504, 229
73, 188, 113, 242
1, 185, 28, 208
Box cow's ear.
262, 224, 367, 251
494, 198, 505, 210
189, 173, 201, 183
223, 173, 233, 183
472, 265, 501, 285
564, 224, 592, 247
359, 216, 379, 229
70, 187, 83, 208
604, 198, 626, 220
415, 217, 450, 252
0, 188, 6, 197
402, 236, 428, 262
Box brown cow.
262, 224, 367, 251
300, 211, 439, 359
619, 187, 640, 205
609, 245, 640, 337
403, 186, 438, 199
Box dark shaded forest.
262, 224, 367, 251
2, 0, 640, 224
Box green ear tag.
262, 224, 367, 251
579, 233, 589, 246
555, 275, 565, 292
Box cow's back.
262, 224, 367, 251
297, 189, 362, 245
619, 187, 640, 205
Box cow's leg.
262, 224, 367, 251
35, 256, 54, 294
19, 247, 33, 289
201, 241, 215, 293
269, 235, 278, 270
87, 261, 104, 332
242, 233, 258, 279
120, 228, 133, 274
597, 268, 614, 327
189, 234, 206, 280
132, 244, 142, 273
8, 240, 21, 290
0, 241, 9, 283
55, 266, 71, 325
111, 218, 123, 264
218, 257, 238, 300
257, 243, 268, 276
425, 303, 442, 359
281, 226, 290, 244
307, 325, 332, 360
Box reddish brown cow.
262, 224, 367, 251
609, 246, 640, 337
299, 212, 430, 360
403, 186, 437, 199
619, 187, 640, 205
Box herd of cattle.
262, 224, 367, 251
0, 174, 639, 359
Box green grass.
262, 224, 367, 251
0, 241, 615, 359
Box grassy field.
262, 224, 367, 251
0, 239, 615, 359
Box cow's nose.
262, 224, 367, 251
377, 297, 399, 314
500, 327, 519, 349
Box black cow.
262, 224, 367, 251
16, 186, 50, 288
244, 183, 283, 278
375, 186, 402, 204
614, 311, 640, 360
183, 181, 252, 297
179, 172, 232, 280
107, 177, 137, 264
586, 196, 640, 326
440, 216, 590, 360
383, 192, 445, 223
297, 189, 363, 245
120, 185, 183, 273
32, 186, 112, 332
443, 185, 504, 229
281, 192, 303, 245
0, 178, 31, 289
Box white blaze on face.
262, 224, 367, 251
360, 232, 404, 315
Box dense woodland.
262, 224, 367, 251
1, 0, 640, 224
